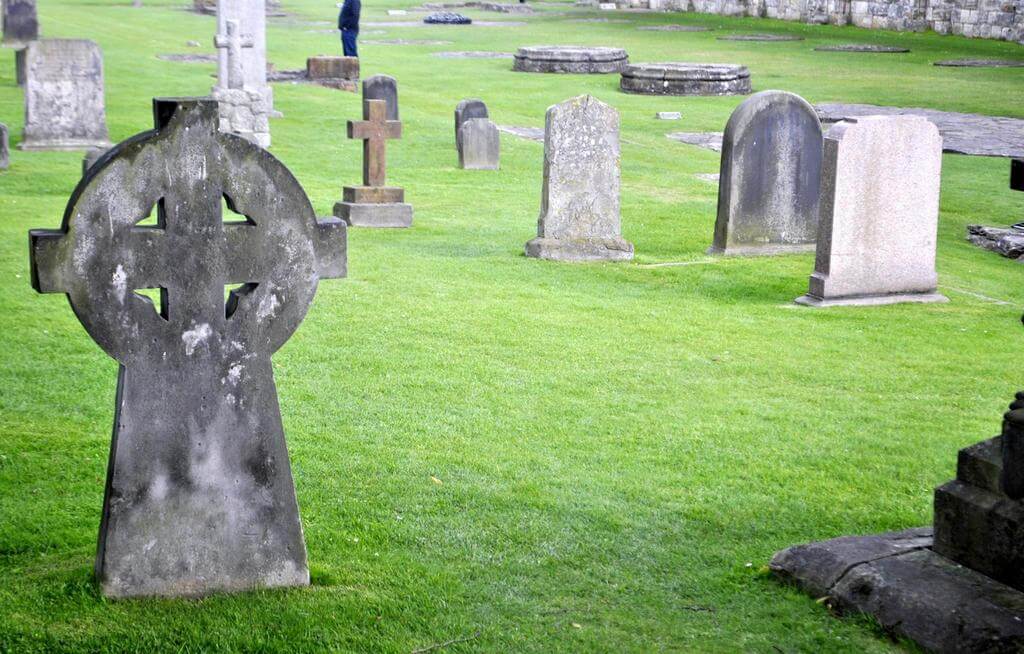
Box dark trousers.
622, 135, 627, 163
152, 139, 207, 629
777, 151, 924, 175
341, 29, 358, 57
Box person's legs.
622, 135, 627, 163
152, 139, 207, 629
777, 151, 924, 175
341, 30, 358, 57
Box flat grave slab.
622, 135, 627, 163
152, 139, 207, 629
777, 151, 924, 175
814, 44, 910, 52
621, 63, 750, 96
717, 33, 802, 41
638, 24, 711, 31
432, 50, 513, 58
513, 45, 628, 73
497, 124, 543, 141
666, 131, 723, 152
157, 53, 218, 63
934, 58, 1024, 67
424, 11, 472, 23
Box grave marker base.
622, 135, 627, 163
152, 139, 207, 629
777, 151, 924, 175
334, 201, 413, 228
525, 237, 634, 262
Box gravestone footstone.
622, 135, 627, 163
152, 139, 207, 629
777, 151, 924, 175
28, 97, 347, 599
458, 118, 500, 170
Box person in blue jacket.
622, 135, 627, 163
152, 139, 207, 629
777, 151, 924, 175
338, 0, 361, 57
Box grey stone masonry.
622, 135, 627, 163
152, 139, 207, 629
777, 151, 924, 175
0, 123, 8, 169
796, 116, 946, 307
526, 95, 633, 262
20, 39, 110, 151
458, 118, 500, 170
213, 19, 270, 148
513, 46, 629, 73
454, 98, 488, 150
216, 0, 274, 115
710, 91, 822, 256
620, 63, 751, 96
2, 0, 38, 46
28, 97, 347, 598
363, 74, 399, 121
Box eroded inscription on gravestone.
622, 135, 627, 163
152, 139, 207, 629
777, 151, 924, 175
710, 90, 823, 256
454, 98, 488, 150
796, 115, 945, 306
29, 97, 347, 598
458, 118, 500, 170
20, 39, 110, 151
525, 95, 633, 261
2, 0, 38, 46
363, 74, 399, 121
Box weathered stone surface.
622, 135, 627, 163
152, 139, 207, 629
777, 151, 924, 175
497, 124, 543, 141
455, 98, 488, 150
620, 62, 751, 96
716, 33, 803, 40
513, 45, 629, 73
306, 56, 360, 80
81, 146, 109, 176
666, 131, 723, 152
710, 91, 822, 256
363, 74, 399, 121
20, 39, 110, 151
817, 103, 1024, 159
157, 53, 218, 63
656, 111, 681, 120
525, 95, 633, 262
458, 118, 500, 170
2, 0, 38, 46
934, 58, 1024, 67
333, 99, 412, 228
424, 11, 472, 23
216, 0, 273, 112
638, 24, 712, 30
796, 116, 946, 307
28, 97, 347, 598
814, 43, 910, 51
213, 19, 270, 147
0, 123, 8, 170
15, 47, 26, 86
1012, 159, 1023, 191
966, 225, 1024, 260
432, 50, 513, 58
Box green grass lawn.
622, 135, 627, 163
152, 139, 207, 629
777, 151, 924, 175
1, 0, 1023, 650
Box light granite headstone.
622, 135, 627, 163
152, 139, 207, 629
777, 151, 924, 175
2, 0, 38, 46
454, 98, 488, 150
20, 39, 110, 151
458, 118, 499, 170
710, 90, 823, 256
363, 74, 399, 121
216, 0, 273, 112
796, 115, 945, 306
525, 95, 633, 261
28, 97, 347, 599
212, 19, 270, 148
0, 123, 8, 169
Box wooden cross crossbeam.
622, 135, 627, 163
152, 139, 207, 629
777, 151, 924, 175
348, 99, 402, 188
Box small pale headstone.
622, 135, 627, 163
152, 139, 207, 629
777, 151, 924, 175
454, 98, 488, 150
20, 39, 110, 151
709, 90, 823, 256
363, 74, 399, 121
656, 111, 681, 120
2, 0, 38, 46
796, 115, 946, 306
28, 97, 347, 598
525, 95, 633, 261
0, 123, 9, 170
458, 118, 499, 170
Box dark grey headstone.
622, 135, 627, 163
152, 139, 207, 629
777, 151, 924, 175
966, 225, 1024, 259
363, 74, 399, 121
454, 98, 488, 150
1012, 159, 1023, 192
15, 47, 26, 86
0, 123, 8, 170
2, 0, 38, 46
934, 58, 1024, 68
28, 97, 347, 598
709, 90, 822, 256
458, 118, 499, 170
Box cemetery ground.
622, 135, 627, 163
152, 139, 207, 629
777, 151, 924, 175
1, 0, 1023, 650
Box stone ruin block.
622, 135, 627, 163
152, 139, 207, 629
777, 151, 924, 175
307, 56, 360, 81
363, 74, 399, 121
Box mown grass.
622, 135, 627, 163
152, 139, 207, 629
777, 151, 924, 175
0, 0, 1022, 650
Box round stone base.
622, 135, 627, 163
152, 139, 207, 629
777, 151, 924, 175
620, 63, 751, 96
513, 45, 628, 74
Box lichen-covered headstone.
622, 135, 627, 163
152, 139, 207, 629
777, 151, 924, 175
28, 97, 347, 598
710, 90, 823, 256
525, 95, 633, 261
796, 115, 945, 306
20, 39, 110, 151
454, 98, 488, 150
2, 0, 38, 46
363, 74, 399, 121
212, 19, 270, 147
458, 118, 499, 170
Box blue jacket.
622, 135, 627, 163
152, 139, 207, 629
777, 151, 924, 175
339, 0, 360, 31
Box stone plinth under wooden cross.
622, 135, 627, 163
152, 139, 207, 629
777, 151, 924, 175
795, 116, 946, 307
710, 90, 822, 256
620, 63, 751, 96
2, 0, 38, 46
513, 46, 628, 73
20, 39, 110, 151
458, 118, 500, 170
212, 19, 270, 148
771, 393, 1024, 651
333, 98, 412, 228
363, 74, 399, 121
28, 97, 347, 599
454, 98, 488, 150
525, 95, 633, 262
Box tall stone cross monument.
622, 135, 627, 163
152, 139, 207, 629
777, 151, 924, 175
214, 19, 253, 90
28, 97, 347, 598
212, 18, 270, 147
333, 98, 413, 228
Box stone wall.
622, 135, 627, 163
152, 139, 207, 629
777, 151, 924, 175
648, 0, 1024, 42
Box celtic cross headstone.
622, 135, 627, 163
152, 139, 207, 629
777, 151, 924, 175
28, 97, 347, 598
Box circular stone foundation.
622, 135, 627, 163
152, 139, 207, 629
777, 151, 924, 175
513, 45, 629, 73
814, 44, 909, 52
717, 33, 803, 41
620, 63, 751, 96
638, 25, 711, 31
934, 58, 1024, 67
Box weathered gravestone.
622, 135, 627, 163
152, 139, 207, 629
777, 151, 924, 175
333, 99, 413, 228
20, 39, 110, 151
15, 46, 25, 85
82, 146, 110, 176
28, 97, 347, 598
216, 0, 274, 114
771, 392, 1024, 651
709, 90, 823, 256
2, 0, 38, 46
458, 118, 499, 170
363, 74, 399, 121
0, 123, 8, 170
212, 19, 271, 148
795, 115, 945, 306
1013, 158, 1023, 194
525, 95, 633, 261
454, 98, 488, 150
